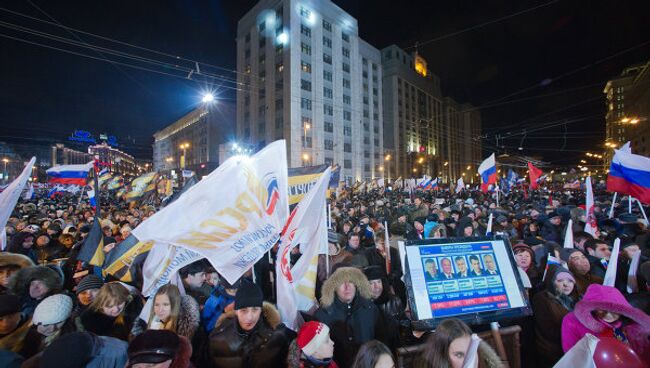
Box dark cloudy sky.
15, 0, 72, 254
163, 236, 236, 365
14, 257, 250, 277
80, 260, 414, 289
1, 0, 649, 164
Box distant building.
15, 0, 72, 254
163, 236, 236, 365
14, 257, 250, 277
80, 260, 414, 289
236, 0, 383, 181
153, 104, 232, 178
88, 142, 136, 176
604, 62, 649, 164
51, 143, 93, 167
381, 46, 481, 182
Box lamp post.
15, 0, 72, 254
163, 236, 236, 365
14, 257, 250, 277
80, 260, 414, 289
384, 154, 391, 181
2, 158, 8, 183
179, 143, 190, 170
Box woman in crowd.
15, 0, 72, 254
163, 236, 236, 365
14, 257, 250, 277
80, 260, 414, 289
8, 265, 63, 318
562, 283, 650, 361
76, 282, 137, 341
132, 283, 200, 341
512, 243, 542, 290
287, 321, 338, 368
351, 340, 395, 368
416, 318, 503, 368
532, 265, 580, 367
20, 294, 74, 359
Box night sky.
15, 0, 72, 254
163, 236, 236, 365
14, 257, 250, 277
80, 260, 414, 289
1, 0, 649, 166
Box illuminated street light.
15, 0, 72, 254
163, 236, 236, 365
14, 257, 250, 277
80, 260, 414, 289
384, 154, 391, 161
443, 161, 449, 166
630, 118, 640, 124
302, 153, 310, 161
202, 93, 214, 103
276, 32, 289, 45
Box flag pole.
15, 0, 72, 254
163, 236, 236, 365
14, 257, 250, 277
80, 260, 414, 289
609, 192, 617, 219
636, 198, 648, 222
384, 221, 391, 275
629, 196, 633, 214
77, 185, 85, 207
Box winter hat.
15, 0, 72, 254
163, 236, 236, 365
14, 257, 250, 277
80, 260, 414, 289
76, 274, 104, 295
496, 215, 508, 223
32, 294, 73, 325
127, 330, 178, 366
551, 266, 576, 284
234, 279, 263, 310
512, 243, 535, 260
363, 265, 386, 281
0, 294, 21, 317
41, 332, 95, 368
560, 248, 584, 263
297, 321, 331, 357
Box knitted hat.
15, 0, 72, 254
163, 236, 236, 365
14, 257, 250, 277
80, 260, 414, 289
127, 330, 178, 366
0, 294, 21, 317
32, 294, 73, 325
363, 265, 386, 281
76, 274, 104, 295
234, 280, 263, 310
297, 321, 331, 357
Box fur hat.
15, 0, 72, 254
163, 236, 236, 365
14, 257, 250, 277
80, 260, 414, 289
319, 267, 372, 307
8, 265, 63, 296
0, 252, 35, 269
0, 294, 21, 317
128, 330, 178, 366
32, 294, 73, 325
297, 321, 330, 357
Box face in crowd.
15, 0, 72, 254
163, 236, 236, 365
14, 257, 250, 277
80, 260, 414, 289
336, 280, 356, 304
236, 306, 262, 331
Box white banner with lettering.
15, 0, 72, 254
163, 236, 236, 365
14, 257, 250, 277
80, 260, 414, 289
132, 140, 289, 284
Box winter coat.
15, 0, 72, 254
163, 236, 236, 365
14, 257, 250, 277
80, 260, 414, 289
132, 295, 200, 341
409, 204, 429, 222
201, 286, 236, 334
540, 221, 561, 242
0, 316, 31, 353
8, 265, 63, 318
7, 232, 38, 263
561, 284, 650, 361
373, 284, 404, 351
532, 265, 579, 367
208, 302, 296, 368
314, 267, 386, 368
286, 339, 339, 368
76, 308, 134, 341
572, 272, 603, 297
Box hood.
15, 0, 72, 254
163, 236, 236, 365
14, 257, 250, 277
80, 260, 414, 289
8, 265, 63, 296
0, 252, 35, 269
214, 301, 281, 330
319, 267, 372, 308
574, 284, 650, 333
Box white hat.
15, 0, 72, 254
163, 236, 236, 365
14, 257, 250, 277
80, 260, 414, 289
32, 294, 72, 325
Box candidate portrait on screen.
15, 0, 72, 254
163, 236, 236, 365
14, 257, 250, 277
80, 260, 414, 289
423, 258, 439, 281
454, 256, 470, 278
482, 254, 499, 275
468, 255, 485, 276
439, 257, 455, 279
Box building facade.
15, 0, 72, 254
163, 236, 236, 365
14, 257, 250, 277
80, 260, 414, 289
381, 46, 481, 183
153, 104, 231, 178
236, 0, 383, 181
51, 143, 93, 167
88, 142, 137, 176
603, 62, 648, 164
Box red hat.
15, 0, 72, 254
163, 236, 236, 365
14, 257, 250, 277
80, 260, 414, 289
296, 321, 330, 356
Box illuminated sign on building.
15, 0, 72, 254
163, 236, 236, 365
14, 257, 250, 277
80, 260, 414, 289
68, 131, 118, 146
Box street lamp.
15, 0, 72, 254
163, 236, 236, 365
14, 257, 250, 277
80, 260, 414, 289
202, 93, 215, 103
179, 143, 190, 169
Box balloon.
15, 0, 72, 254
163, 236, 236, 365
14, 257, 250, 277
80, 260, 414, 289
593, 337, 644, 368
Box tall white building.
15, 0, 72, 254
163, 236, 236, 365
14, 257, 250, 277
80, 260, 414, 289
236, 0, 383, 181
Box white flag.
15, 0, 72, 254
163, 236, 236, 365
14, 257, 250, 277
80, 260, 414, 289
141, 242, 203, 297
276, 167, 331, 330
626, 249, 641, 293
564, 219, 574, 249
456, 178, 465, 194
602, 238, 620, 287
461, 334, 482, 368
553, 334, 599, 368
132, 140, 289, 284
0, 157, 35, 250
485, 213, 493, 236
23, 183, 34, 200
584, 177, 598, 237
377, 178, 385, 188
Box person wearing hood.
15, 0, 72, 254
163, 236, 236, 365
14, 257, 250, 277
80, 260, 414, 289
0, 294, 32, 354
532, 265, 580, 367
406, 217, 426, 240
562, 248, 603, 296
202, 277, 239, 334
314, 267, 387, 367
540, 211, 562, 243
456, 216, 477, 237
7, 265, 63, 319
35, 331, 128, 368
287, 321, 338, 368
561, 284, 650, 362
7, 232, 38, 264
209, 279, 295, 368
0, 252, 34, 294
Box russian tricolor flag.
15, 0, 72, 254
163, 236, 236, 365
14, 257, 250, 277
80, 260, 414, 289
607, 148, 650, 204
478, 153, 497, 193
424, 177, 438, 190
46, 162, 93, 186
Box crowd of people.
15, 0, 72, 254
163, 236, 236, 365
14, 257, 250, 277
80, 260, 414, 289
1, 183, 649, 368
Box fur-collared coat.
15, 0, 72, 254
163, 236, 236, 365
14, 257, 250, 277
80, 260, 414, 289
314, 267, 386, 368
208, 302, 296, 368
131, 294, 200, 340
562, 284, 650, 361
8, 265, 63, 318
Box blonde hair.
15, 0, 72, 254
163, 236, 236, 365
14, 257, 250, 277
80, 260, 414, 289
90, 282, 130, 313
148, 283, 181, 332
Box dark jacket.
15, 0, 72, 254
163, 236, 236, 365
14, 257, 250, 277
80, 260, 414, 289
209, 302, 295, 368
76, 307, 134, 341
314, 267, 386, 368
540, 221, 561, 242
8, 266, 63, 319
